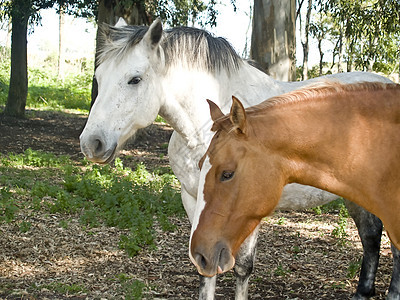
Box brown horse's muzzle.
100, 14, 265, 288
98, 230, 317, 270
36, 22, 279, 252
190, 239, 235, 277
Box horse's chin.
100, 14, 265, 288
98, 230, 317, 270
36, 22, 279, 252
102, 144, 118, 164
83, 143, 118, 165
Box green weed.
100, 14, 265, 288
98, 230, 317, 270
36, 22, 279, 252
347, 258, 362, 278
37, 282, 87, 294
312, 198, 345, 215
0, 149, 184, 257
276, 216, 286, 225
274, 264, 290, 277
331, 204, 349, 246
0, 187, 18, 222
116, 273, 148, 300
0, 55, 92, 112
19, 221, 32, 233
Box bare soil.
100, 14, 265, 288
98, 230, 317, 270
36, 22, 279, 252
0, 110, 394, 299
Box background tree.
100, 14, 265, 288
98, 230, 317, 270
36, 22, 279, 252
309, 10, 329, 76
317, 0, 400, 75
0, 0, 96, 118
57, 4, 65, 79
298, 0, 312, 80
250, 0, 296, 81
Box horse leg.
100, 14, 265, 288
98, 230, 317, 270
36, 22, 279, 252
198, 276, 217, 300
345, 200, 382, 299
387, 243, 400, 300
233, 226, 260, 300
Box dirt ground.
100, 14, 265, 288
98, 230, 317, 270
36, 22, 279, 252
0, 110, 395, 299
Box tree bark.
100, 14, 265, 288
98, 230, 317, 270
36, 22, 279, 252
6, 20, 12, 49
337, 28, 343, 73
301, 0, 312, 80
250, 0, 296, 81
57, 6, 65, 79
4, 1, 29, 118
318, 38, 324, 76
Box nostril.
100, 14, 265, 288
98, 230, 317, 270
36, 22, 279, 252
194, 253, 208, 270
93, 138, 103, 155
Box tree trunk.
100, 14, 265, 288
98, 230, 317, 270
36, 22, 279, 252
301, 0, 312, 80
250, 0, 296, 81
318, 38, 324, 76
4, 3, 28, 118
337, 28, 343, 73
6, 20, 12, 49
90, 0, 116, 108
57, 6, 65, 79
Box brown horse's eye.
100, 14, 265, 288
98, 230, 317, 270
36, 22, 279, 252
220, 170, 234, 182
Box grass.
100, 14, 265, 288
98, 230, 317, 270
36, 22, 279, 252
0, 149, 185, 257
0, 47, 92, 113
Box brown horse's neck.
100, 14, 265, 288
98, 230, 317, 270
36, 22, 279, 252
249, 83, 400, 221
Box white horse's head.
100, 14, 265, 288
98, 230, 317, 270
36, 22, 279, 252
80, 18, 245, 164
80, 19, 165, 163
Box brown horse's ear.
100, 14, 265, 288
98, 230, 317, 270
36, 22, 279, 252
230, 96, 247, 135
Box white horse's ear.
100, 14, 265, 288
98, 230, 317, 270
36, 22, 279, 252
115, 17, 128, 27
207, 99, 224, 123
230, 96, 247, 135
143, 18, 163, 50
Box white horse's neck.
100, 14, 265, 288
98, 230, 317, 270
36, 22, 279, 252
158, 63, 285, 148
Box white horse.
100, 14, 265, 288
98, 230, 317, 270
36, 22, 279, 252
80, 19, 399, 300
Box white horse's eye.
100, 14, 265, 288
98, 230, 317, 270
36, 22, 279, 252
128, 77, 142, 85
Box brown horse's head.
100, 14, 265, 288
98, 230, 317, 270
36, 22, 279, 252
189, 96, 286, 277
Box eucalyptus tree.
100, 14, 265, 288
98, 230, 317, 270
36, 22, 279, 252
0, 0, 96, 118
309, 11, 329, 76
318, 0, 400, 74
251, 0, 296, 81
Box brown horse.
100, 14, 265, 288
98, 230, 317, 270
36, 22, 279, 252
189, 81, 400, 279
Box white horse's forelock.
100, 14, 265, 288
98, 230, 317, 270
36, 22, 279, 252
98, 23, 243, 74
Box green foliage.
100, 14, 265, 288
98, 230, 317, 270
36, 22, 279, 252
0, 149, 184, 257
35, 282, 87, 294
312, 0, 400, 73
0, 56, 92, 112
276, 216, 286, 225
312, 198, 345, 215
18, 220, 32, 233
274, 264, 290, 277
347, 258, 362, 279
0, 187, 18, 222
123, 279, 147, 300
312, 198, 350, 246
331, 204, 349, 246
116, 274, 147, 300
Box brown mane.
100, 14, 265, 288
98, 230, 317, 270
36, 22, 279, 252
248, 81, 400, 113
212, 81, 400, 132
